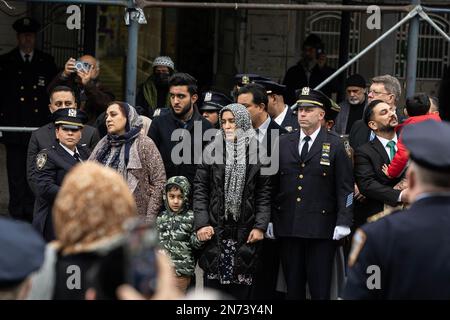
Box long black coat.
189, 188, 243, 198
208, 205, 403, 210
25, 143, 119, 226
0, 48, 57, 145
273, 128, 354, 239
32, 143, 90, 241
353, 137, 402, 226
193, 141, 272, 275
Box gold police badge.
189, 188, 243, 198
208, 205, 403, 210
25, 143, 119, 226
36, 152, 47, 170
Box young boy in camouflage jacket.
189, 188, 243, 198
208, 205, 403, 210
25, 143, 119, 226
156, 176, 203, 292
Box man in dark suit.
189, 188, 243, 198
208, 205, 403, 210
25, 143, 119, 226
345, 120, 450, 299
27, 85, 99, 194
274, 87, 353, 300
349, 74, 402, 150
236, 83, 288, 300
0, 17, 58, 222
353, 99, 407, 227
32, 108, 90, 242
254, 80, 300, 133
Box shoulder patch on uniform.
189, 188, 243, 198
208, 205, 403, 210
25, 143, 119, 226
348, 228, 367, 267
36, 152, 47, 170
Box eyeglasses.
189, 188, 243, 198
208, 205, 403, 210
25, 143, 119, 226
368, 90, 391, 96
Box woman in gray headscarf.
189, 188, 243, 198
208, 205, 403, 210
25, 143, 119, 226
89, 101, 166, 222
193, 103, 271, 299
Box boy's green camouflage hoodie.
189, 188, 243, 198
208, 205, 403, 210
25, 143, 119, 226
156, 176, 203, 277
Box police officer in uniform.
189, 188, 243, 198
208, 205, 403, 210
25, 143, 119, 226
0, 17, 57, 222
254, 79, 300, 133
32, 108, 90, 242
198, 91, 232, 128
344, 120, 450, 299
274, 87, 354, 300
27, 85, 100, 194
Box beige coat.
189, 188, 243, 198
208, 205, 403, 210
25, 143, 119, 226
89, 134, 166, 221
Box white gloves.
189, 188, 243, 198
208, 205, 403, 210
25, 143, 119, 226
265, 222, 276, 239
333, 225, 351, 240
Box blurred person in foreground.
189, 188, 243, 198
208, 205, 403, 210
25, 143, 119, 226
0, 217, 45, 300
27, 162, 137, 299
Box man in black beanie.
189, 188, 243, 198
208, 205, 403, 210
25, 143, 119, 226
334, 74, 367, 135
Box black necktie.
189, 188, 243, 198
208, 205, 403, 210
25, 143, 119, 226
73, 152, 81, 162
300, 136, 311, 162
24, 54, 30, 64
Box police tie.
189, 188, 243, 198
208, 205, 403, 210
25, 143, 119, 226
387, 140, 396, 161
300, 135, 311, 162
24, 54, 31, 64
73, 152, 81, 162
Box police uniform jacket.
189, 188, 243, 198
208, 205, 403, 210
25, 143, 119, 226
273, 127, 354, 239
344, 195, 450, 299
26, 122, 100, 192
279, 106, 300, 132
0, 48, 57, 145
32, 143, 90, 234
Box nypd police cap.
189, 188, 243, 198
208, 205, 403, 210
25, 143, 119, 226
234, 74, 271, 87
253, 80, 286, 96
0, 217, 45, 287
199, 91, 232, 112
292, 87, 340, 120
52, 108, 88, 130
402, 120, 450, 172
13, 17, 40, 34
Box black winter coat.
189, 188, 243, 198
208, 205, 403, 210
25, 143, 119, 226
193, 142, 272, 275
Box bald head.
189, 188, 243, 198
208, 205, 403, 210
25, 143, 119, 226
79, 55, 99, 78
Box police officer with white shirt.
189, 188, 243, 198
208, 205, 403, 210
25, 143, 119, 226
254, 79, 299, 133
274, 87, 354, 300
0, 17, 58, 222
32, 108, 90, 242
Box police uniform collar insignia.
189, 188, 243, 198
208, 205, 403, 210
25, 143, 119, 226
301, 87, 310, 96
285, 126, 293, 132
205, 92, 212, 102
242, 76, 250, 85
320, 142, 331, 166
68, 109, 77, 117
36, 152, 47, 170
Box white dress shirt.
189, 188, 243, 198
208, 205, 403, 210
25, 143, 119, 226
376, 135, 398, 160
20, 50, 34, 62
298, 126, 321, 156
274, 105, 289, 126
256, 115, 271, 143
59, 143, 81, 161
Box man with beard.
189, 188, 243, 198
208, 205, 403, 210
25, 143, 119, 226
353, 99, 407, 227
334, 74, 367, 135
349, 75, 401, 150
148, 73, 212, 186
136, 56, 175, 118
